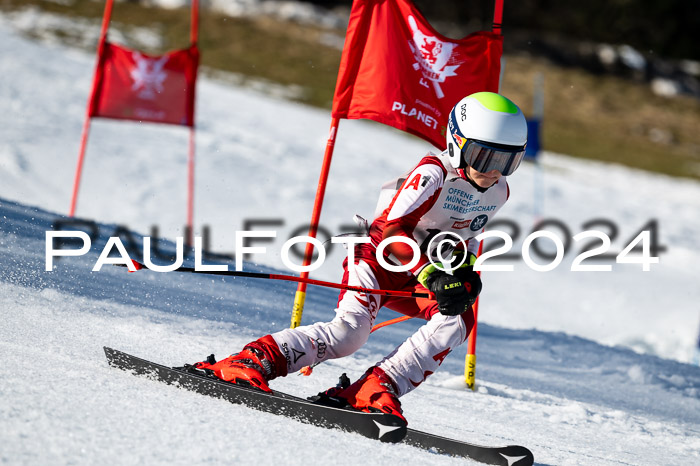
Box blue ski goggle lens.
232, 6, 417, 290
461, 139, 526, 176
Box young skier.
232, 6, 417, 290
188, 92, 528, 425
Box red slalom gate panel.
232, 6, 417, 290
90, 42, 199, 127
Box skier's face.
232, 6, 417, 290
466, 167, 502, 188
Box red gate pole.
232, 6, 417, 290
191, 0, 199, 44
464, 241, 484, 389
290, 118, 340, 328
69, 109, 93, 217
69, 0, 114, 217
185, 0, 199, 247
464, 0, 506, 389
492, 0, 504, 35
186, 127, 196, 246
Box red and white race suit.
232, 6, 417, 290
270, 151, 509, 396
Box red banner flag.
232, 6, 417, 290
332, 0, 503, 149
90, 42, 199, 127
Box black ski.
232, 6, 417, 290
104, 347, 406, 442
104, 347, 534, 465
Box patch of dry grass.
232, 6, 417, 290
501, 55, 700, 179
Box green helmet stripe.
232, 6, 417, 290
470, 92, 519, 114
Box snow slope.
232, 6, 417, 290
1, 12, 700, 465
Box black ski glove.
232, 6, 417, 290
453, 268, 482, 302
448, 251, 482, 302
418, 253, 482, 316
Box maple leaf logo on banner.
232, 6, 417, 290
90, 42, 199, 126
332, 0, 502, 150
407, 15, 462, 99
130, 53, 170, 101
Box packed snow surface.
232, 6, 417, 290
1, 12, 699, 466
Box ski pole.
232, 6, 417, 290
117, 261, 434, 300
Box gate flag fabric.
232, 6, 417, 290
70, 0, 201, 244
331, 0, 503, 149
90, 42, 199, 127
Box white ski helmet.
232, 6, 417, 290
446, 92, 527, 176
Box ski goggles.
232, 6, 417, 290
460, 139, 526, 176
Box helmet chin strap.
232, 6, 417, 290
457, 167, 490, 193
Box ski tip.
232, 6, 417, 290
112, 259, 147, 273
103, 347, 120, 368
103, 346, 120, 362
129, 260, 144, 272
111, 261, 144, 272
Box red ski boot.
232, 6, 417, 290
320, 367, 407, 424
187, 336, 286, 393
